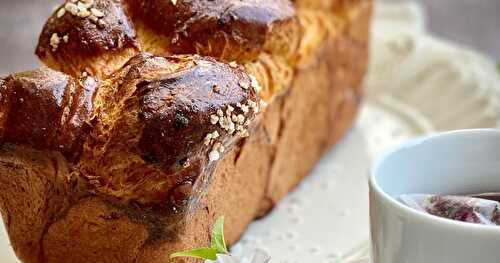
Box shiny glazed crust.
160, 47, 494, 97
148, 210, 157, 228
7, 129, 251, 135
36, 0, 140, 78
36, 0, 301, 78
0, 0, 371, 262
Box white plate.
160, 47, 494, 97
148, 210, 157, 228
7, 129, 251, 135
1, 1, 500, 262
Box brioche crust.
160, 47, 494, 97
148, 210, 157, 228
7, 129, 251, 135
1, 54, 260, 209
0, 68, 97, 161
79, 54, 261, 206
128, 0, 301, 63
0, 0, 371, 262
36, 0, 139, 78
36, 0, 302, 79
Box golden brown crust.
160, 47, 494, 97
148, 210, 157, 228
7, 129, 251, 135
36, 0, 140, 78
1, 53, 261, 207
36, 0, 302, 78
0, 68, 98, 161
0, 146, 75, 263
0, 55, 264, 245
0, 0, 372, 262
134, 57, 259, 169
77, 54, 261, 208
128, 0, 300, 63
23, 2, 370, 260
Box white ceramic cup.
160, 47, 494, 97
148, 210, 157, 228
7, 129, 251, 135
370, 129, 500, 263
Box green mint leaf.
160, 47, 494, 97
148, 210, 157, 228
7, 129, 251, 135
169, 216, 228, 261
169, 248, 218, 260
211, 216, 228, 254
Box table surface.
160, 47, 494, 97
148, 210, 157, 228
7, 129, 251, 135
0, 0, 499, 75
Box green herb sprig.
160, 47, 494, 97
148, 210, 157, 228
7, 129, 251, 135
170, 216, 228, 261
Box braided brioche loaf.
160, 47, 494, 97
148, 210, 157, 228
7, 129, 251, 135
0, 0, 371, 262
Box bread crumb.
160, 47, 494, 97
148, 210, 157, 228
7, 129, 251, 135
89, 15, 98, 23
50, 33, 61, 51
209, 142, 226, 162
227, 121, 235, 134
98, 19, 106, 27
204, 131, 221, 146
204, 133, 213, 146
239, 103, 249, 113
56, 7, 66, 18
229, 61, 238, 68
76, 2, 91, 17
210, 114, 219, 125
239, 80, 249, 90
62, 0, 105, 27
90, 8, 104, 18
214, 142, 225, 153
64, 3, 79, 16
209, 150, 220, 162
248, 100, 259, 113
250, 75, 262, 94
237, 114, 245, 124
